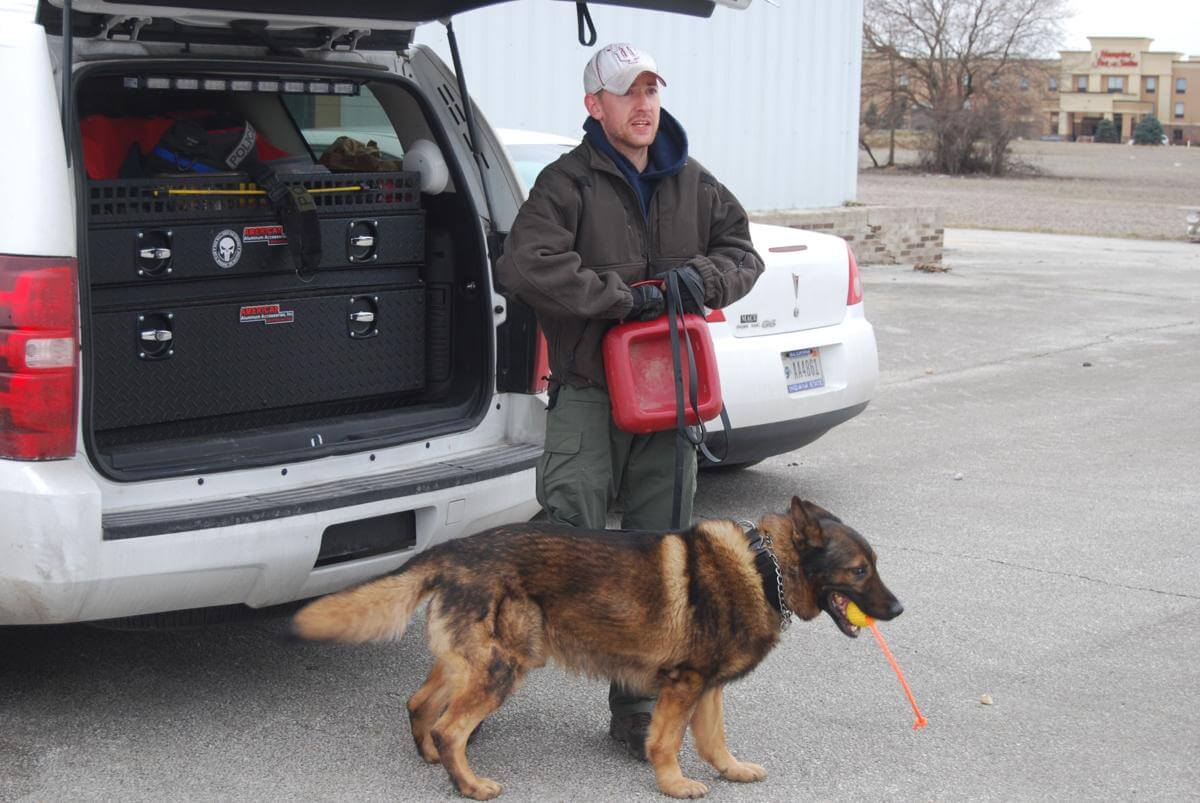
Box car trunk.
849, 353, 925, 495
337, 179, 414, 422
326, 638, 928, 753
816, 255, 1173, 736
722, 225, 851, 337
71, 63, 493, 480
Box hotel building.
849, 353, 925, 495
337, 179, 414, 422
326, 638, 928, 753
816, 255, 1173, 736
1054, 37, 1200, 143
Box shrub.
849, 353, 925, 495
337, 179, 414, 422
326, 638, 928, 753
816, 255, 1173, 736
1094, 119, 1118, 143
1134, 115, 1164, 145
865, 101, 880, 128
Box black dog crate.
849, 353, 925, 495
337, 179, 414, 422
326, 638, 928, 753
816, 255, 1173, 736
87, 172, 425, 284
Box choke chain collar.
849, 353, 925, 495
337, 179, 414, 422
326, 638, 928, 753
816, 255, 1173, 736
738, 519, 793, 631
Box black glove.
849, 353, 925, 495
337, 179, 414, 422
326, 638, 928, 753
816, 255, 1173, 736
625, 283, 666, 321
655, 265, 706, 315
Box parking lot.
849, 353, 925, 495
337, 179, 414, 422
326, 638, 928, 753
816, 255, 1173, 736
3, 228, 1199, 801
858, 139, 1200, 240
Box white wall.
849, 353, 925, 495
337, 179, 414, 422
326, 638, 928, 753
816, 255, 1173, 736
416, 0, 863, 211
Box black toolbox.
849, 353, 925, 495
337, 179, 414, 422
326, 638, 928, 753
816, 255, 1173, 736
86, 171, 429, 434
87, 172, 424, 283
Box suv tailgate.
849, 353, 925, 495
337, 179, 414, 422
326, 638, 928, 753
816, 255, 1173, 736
40, 0, 745, 34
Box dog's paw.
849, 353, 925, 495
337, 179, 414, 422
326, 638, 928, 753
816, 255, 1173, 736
459, 777, 503, 800
721, 761, 767, 783
416, 736, 440, 764
659, 777, 708, 799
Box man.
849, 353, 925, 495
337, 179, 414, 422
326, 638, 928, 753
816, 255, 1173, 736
495, 43, 764, 759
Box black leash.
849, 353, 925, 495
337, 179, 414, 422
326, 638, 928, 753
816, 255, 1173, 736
664, 271, 737, 527
224, 123, 321, 282
666, 271, 707, 530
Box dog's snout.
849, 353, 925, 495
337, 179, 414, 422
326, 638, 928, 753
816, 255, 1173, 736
888, 600, 905, 618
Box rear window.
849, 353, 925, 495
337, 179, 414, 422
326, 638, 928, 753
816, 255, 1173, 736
505, 143, 575, 190
284, 90, 403, 160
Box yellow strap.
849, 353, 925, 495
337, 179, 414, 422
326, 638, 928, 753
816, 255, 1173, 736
159, 185, 364, 197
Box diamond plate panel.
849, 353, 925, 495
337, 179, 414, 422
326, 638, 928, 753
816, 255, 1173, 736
91, 286, 425, 431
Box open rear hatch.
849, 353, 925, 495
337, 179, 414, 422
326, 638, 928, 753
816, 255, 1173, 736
39, 0, 743, 34
70, 60, 494, 480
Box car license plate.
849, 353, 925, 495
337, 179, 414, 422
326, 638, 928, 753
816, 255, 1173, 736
782, 347, 824, 392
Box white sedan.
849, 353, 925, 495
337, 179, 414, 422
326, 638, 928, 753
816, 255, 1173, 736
499, 129, 879, 468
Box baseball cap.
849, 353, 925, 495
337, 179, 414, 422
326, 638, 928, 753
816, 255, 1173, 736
583, 43, 666, 95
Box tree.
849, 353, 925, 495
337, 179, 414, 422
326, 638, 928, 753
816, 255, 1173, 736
864, 0, 1065, 175
1094, 119, 1118, 143
1134, 115, 1164, 145
860, 12, 913, 167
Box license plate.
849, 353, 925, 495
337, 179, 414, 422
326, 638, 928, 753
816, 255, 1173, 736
782, 347, 824, 393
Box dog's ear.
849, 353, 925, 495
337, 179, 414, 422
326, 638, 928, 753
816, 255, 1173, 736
789, 497, 828, 549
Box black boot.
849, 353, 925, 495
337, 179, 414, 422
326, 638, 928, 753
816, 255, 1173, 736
608, 711, 652, 762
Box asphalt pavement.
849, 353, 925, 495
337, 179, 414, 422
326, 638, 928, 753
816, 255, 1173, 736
3, 229, 1199, 801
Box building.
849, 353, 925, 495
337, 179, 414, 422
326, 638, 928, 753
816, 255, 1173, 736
861, 36, 1200, 145
416, 0, 864, 210
1054, 37, 1200, 144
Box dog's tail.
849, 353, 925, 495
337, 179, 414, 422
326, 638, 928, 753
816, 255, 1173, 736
291, 557, 438, 644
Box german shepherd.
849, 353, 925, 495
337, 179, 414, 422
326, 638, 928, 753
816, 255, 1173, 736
292, 497, 903, 800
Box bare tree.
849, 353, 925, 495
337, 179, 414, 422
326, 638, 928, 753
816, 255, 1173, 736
864, 0, 1064, 174
861, 43, 912, 167
860, 10, 915, 168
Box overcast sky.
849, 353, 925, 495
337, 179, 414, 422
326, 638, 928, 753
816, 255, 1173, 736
2, 0, 1198, 56
1063, 0, 1200, 55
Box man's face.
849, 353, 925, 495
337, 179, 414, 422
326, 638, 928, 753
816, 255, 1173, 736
585, 72, 661, 153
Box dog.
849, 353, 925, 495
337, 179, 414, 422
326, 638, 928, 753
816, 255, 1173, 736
292, 497, 903, 800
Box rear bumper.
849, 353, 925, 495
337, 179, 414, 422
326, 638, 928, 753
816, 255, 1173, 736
704, 305, 878, 464
702, 403, 869, 466
0, 442, 540, 626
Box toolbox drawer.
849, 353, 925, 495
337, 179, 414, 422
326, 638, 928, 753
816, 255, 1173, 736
87, 213, 425, 284
90, 285, 426, 431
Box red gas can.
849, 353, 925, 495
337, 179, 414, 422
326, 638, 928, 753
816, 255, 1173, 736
602, 313, 723, 434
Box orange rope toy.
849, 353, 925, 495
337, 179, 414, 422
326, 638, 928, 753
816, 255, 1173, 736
846, 601, 929, 730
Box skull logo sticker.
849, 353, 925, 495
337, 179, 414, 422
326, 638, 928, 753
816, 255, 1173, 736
212, 229, 243, 269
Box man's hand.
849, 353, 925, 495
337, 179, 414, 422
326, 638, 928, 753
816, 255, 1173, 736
625, 283, 666, 321
655, 265, 706, 315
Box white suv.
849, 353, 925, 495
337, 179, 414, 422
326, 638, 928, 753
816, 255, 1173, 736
0, 1, 633, 625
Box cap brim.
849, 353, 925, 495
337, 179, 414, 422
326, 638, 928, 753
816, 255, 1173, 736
606, 69, 667, 96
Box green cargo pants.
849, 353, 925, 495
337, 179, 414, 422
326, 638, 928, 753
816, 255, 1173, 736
536, 384, 697, 717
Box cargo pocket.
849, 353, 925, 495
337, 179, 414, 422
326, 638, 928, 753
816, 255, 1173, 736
536, 430, 583, 524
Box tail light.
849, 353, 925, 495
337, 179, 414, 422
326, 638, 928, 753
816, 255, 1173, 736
704, 308, 726, 323
0, 256, 79, 460
846, 243, 863, 306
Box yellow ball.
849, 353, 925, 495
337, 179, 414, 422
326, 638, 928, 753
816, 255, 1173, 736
846, 600, 873, 628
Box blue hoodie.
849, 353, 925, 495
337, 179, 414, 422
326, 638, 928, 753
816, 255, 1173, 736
583, 109, 689, 218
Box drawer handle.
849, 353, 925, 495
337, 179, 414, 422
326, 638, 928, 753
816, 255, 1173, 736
349, 311, 376, 324
139, 329, 174, 343
350, 235, 375, 248
139, 247, 172, 260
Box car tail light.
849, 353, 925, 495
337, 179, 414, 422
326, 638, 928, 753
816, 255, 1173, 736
0, 256, 79, 460
704, 308, 726, 323
531, 328, 549, 393
846, 243, 863, 306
